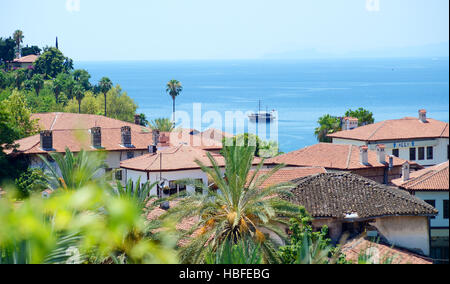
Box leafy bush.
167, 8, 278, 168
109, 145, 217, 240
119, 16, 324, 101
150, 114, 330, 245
15, 168, 47, 199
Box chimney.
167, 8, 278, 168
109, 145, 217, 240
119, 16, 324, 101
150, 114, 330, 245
91, 127, 102, 148
360, 145, 369, 165
134, 114, 141, 125
389, 155, 394, 170
121, 126, 132, 147
40, 130, 53, 151
419, 109, 427, 123
376, 144, 386, 164
152, 130, 160, 146
402, 162, 410, 182
148, 145, 157, 154
157, 133, 170, 151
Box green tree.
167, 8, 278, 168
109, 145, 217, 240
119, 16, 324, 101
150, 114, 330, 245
73, 84, 84, 113
161, 146, 305, 264
0, 37, 16, 64
21, 45, 41, 57
12, 69, 27, 90
39, 148, 108, 191
0, 104, 19, 181
314, 114, 341, 143
3, 90, 40, 138
138, 113, 149, 126
73, 69, 91, 91
149, 118, 174, 132
345, 108, 375, 126
14, 168, 47, 199
30, 74, 44, 95
34, 48, 73, 79
166, 80, 183, 124
98, 77, 113, 116
13, 30, 24, 57
97, 85, 137, 122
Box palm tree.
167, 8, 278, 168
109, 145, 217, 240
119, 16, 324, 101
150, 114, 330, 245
13, 30, 24, 58
98, 77, 113, 116
31, 74, 44, 96
149, 118, 175, 132
314, 114, 342, 143
166, 80, 183, 125
39, 148, 107, 191
73, 84, 84, 114
115, 177, 157, 212
162, 146, 305, 264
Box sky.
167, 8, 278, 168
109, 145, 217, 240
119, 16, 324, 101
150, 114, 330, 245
0, 0, 448, 61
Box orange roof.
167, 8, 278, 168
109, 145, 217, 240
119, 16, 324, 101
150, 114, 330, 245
121, 145, 263, 172
392, 161, 449, 191
196, 128, 233, 143
31, 112, 151, 133
328, 117, 449, 141
8, 128, 153, 154
163, 129, 223, 150
267, 143, 413, 170
342, 238, 433, 264
248, 167, 326, 189
12, 54, 39, 63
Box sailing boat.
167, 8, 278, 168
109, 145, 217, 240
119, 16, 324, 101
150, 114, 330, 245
248, 100, 275, 123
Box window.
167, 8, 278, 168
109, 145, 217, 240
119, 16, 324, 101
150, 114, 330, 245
392, 149, 399, 158
418, 147, 425, 160
126, 151, 135, 160
444, 200, 449, 220
425, 200, 436, 219
427, 147, 434, 160
409, 148, 416, 161
115, 170, 123, 181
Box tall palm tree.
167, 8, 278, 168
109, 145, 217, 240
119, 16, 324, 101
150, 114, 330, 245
162, 146, 305, 264
39, 148, 107, 191
314, 114, 342, 143
166, 80, 183, 125
13, 30, 24, 58
99, 77, 113, 116
73, 84, 84, 114
31, 74, 44, 96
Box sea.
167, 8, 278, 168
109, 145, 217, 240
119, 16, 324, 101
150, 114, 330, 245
76, 58, 450, 153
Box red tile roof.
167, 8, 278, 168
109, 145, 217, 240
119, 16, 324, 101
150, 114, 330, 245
267, 143, 413, 170
121, 145, 263, 172
8, 128, 154, 154
13, 54, 39, 63
195, 128, 233, 143
248, 167, 326, 189
392, 161, 449, 191
328, 117, 449, 142
342, 238, 433, 264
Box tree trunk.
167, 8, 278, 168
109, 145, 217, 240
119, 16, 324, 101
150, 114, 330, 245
172, 97, 176, 125
78, 100, 81, 114
104, 93, 107, 117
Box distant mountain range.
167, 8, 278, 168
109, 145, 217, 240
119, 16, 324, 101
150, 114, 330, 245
264, 42, 449, 59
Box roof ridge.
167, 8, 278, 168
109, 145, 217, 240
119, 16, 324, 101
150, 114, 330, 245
405, 165, 449, 189
49, 112, 59, 130
345, 145, 353, 169
366, 120, 386, 141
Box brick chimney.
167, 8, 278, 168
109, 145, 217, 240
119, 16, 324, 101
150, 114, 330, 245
419, 109, 427, 123
91, 127, 102, 148
134, 114, 141, 125
402, 162, 410, 182
121, 126, 132, 147
152, 130, 160, 146
360, 145, 369, 165
40, 130, 53, 151
376, 144, 386, 164
157, 133, 170, 151
388, 155, 394, 170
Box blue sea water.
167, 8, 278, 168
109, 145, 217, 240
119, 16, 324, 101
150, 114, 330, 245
76, 58, 449, 153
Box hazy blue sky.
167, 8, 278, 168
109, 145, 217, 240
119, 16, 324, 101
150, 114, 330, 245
1, 0, 448, 61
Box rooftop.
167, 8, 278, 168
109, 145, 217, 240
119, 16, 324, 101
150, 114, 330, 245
342, 237, 433, 264
12, 54, 39, 64
283, 172, 437, 219
267, 143, 414, 170
195, 128, 233, 143
328, 117, 449, 142
392, 161, 449, 191
248, 167, 327, 189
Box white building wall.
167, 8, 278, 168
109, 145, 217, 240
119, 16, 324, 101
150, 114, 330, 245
414, 191, 449, 229
371, 216, 431, 256
333, 137, 449, 166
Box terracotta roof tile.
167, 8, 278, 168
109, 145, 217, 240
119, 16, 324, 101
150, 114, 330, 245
195, 128, 233, 143
392, 161, 449, 191
248, 167, 326, 189
13, 54, 39, 63
342, 238, 433, 264
328, 117, 449, 141
284, 172, 437, 219
267, 143, 412, 170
